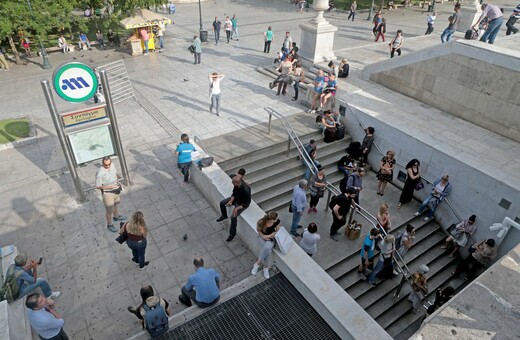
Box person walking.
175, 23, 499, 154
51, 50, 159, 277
217, 176, 252, 242
398, 159, 421, 208
414, 175, 452, 222
440, 3, 462, 43
375, 17, 386, 42
192, 35, 201, 64
120, 211, 150, 270
224, 16, 232, 43
290, 179, 308, 237
408, 264, 429, 310
299, 223, 320, 256
389, 30, 404, 58
425, 12, 436, 35
212, 17, 222, 45
156, 24, 164, 51
506, 5, 520, 35
264, 26, 274, 53
231, 14, 239, 40
348, 1, 357, 21
251, 211, 281, 279
0, 48, 9, 71
346, 167, 365, 207
26, 293, 69, 340
209, 72, 225, 116
175, 133, 196, 184
95, 156, 126, 232
376, 150, 396, 196
473, 3, 504, 44
367, 234, 395, 287
358, 228, 382, 279
308, 166, 327, 214
282, 31, 293, 55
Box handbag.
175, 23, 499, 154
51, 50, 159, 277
288, 202, 293, 213
188, 45, 195, 54
468, 245, 476, 254
274, 227, 293, 255
415, 179, 424, 190
115, 222, 128, 244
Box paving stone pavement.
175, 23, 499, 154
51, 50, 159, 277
0, 0, 516, 339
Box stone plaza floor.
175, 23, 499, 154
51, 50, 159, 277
0, 0, 516, 338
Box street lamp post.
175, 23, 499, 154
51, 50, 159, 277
26, 0, 52, 69
367, 0, 375, 21
198, 0, 203, 31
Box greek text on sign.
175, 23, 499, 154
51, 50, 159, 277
61, 106, 107, 127
53, 62, 98, 102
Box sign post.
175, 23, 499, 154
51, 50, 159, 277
42, 62, 131, 203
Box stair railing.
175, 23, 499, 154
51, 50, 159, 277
335, 98, 465, 225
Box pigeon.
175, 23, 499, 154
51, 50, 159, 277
183, 79, 189, 82
183, 234, 188, 241
104, 54, 109, 58
89, 59, 94, 63
73, 57, 77, 60
81, 54, 84, 58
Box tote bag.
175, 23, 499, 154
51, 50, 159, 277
275, 227, 293, 255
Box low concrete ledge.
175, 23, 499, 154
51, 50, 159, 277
186, 147, 392, 339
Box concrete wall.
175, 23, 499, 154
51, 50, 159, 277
342, 105, 520, 259
189, 146, 392, 340
362, 39, 520, 143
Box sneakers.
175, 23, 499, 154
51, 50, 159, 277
216, 216, 227, 222
414, 212, 420, 217
113, 215, 127, 221
313, 207, 318, 213
310, 110, 316, 114
127, 306, 137, 313
251, 263, 260, 275
269, 82, 275, 89
357, 272, 367, 280
178, 295, 192, 307
50, 291, 61, 299
424, 217, 431, 222
290, 231, 300, 237
307, 208, 313, 214
107, 224, 118, 233
139, 261, 150, 270
370, 282, 377, 288
330, 234, 339, 241
263, 268, 270, 279
306, 108, 313, 113
393, 269, 399, 276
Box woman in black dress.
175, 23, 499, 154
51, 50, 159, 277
398, 159, 421, 208
376, 150, 396, 196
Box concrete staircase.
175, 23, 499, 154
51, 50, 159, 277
218, 130, 350, 212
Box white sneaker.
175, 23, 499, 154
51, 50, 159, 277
50, 291, 61, 299
393, 269, 399, 276
263, 268, 270, 279
414, 212, 420, 217
251, 263, 260, 275
310, 110, 316, 114
424, 217, 431, 222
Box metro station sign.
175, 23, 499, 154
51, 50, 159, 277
53, 62, 98, 102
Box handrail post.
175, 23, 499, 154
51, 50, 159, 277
347, 205, 355, 226
267, 112, 272, 135
325, 189, 332, 212
286, 134, 291, 157
394, 274, 407, 298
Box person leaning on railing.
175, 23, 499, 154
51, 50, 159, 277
414, 175, 452, 222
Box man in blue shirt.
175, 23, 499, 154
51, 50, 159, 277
78, 32, 92, 50
26, 293, 68, 340
14, 255, 61, 300
179, 258, 220, 308
175, 133, 197, 184
290, 179, 308, 237
358, 228, 381, 278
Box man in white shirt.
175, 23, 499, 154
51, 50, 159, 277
26, 293, 69, 340
95, 156, 126, 232
209, 72, 225, 116
425, 12, 436, 35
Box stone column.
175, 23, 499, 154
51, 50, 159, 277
299, 0, 338, 66
458, 0, 483, 33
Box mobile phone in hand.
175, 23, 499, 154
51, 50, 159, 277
38, 257, 43, 265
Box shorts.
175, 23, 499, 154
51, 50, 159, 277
103, 192, 120, 213
312, 90, 322, 100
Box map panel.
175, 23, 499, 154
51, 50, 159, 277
68, 125, 115, 164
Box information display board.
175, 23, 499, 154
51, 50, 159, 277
67, 124, 115, 164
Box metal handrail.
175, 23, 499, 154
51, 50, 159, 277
336, 98, 463, 223
193, 135, 209, 154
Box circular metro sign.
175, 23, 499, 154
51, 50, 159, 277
53, 62, 98, 102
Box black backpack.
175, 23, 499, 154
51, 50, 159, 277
142, 301, 169, 337
0, 264, 23, 303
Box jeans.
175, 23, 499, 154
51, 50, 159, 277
144, 39, 149, 53
232, 28, 239, 40
338, 166, 349, 177
425, 23, 434, 35
257, 238, 275, 263
159, 36, 164, 49
79, 40, 91, 49
219, 197, 245, 237
127, 239, 147, 268
506, 16, 518, 35
181, 285, 219, 308
178, 162, 191, 182
214, 30, 220, 44
97, 38, 105, 48
194, 52, 201, 64
226, 30, 231, 43
480, 17, 503, 44
18, 278, 52, 298
210, 93, 221, 114
264, 40, 271, 53
441, 28, 455, 43
304, 159, 320, 180
277, 82, 288, 95
417, 194, 440, 218
390, 48, 401, 58
348, 11, 355, 21
290, 209, 302, 234
367, 258, 384, 283
293, 80, 300, 99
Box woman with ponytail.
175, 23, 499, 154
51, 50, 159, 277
251, 211, 280, 279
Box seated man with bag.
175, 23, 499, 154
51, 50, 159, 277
13, 255, 61, 300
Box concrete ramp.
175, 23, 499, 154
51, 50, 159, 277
361, 36, 520, 143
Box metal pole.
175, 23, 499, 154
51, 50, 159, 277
325, 189, 332, 212
267, 113, 272, 135
99, 69, 131, 186
41, 80, 86, 202
394, 274, 407, 298
286, 134, 291, 157
198, 0, 203, 31
27, 0, 52, 70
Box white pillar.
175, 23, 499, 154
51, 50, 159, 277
458, 0, 483, 33
299, 0, 338, 66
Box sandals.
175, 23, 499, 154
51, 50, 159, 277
397, 203, 402, 209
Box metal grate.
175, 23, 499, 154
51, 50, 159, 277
157, 274, 340, 340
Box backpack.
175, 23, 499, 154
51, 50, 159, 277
394, 231, 404, 250
142, 301, 169, 337
0, 264, 23, 303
